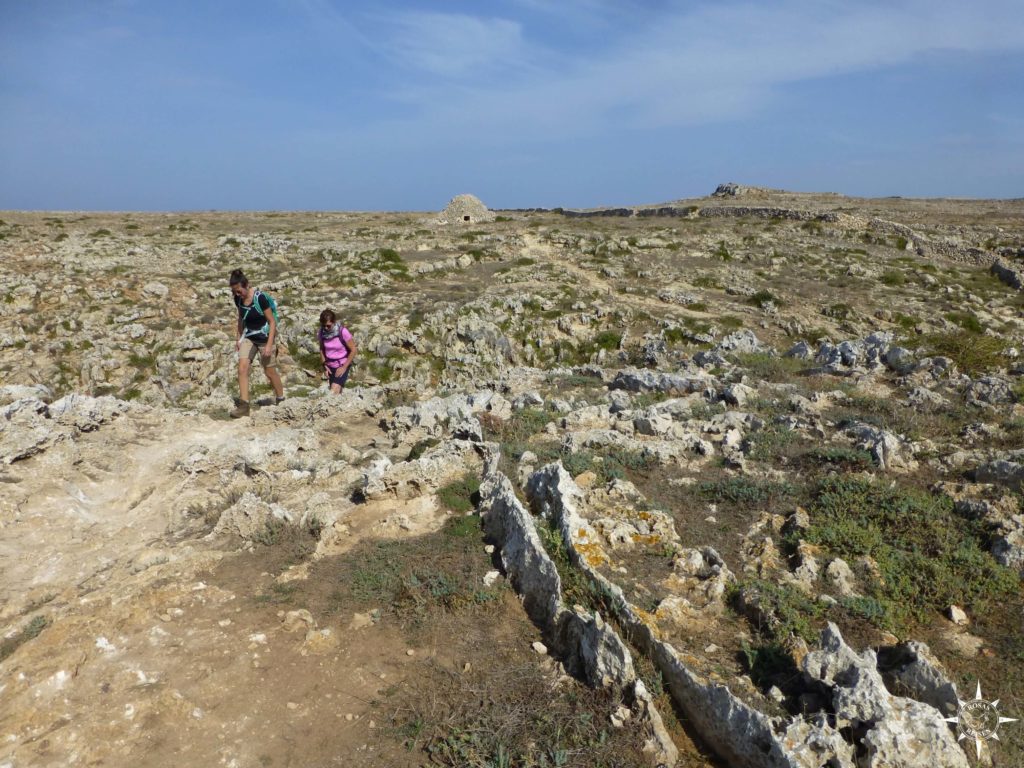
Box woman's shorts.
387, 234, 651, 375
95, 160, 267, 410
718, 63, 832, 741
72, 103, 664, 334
240, 338, 279, 369
327, 364, 351, 389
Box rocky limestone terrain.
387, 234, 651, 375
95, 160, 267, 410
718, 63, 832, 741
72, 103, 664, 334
1, 188, 1023, 767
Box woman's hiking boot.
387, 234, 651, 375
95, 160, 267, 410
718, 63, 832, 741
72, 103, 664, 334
229, 400, 250, 418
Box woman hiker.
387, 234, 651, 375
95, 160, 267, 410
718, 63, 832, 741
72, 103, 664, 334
317, 309, 357, 393
229, 269, 284, 417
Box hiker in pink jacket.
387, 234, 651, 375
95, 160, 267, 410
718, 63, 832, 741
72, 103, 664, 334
317, 309, 357, 393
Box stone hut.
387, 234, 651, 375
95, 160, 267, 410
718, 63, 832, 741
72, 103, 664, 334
439, 194, 495, 225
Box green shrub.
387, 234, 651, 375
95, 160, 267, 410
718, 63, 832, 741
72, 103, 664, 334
369, 359, 394, 383
944, 311, 984, 334
747, 425, 801, 464
562, 448, 656, 485
840, 594, 888, 624
550, 373, 603, 390
128, 351, 157, 370
734, 578, 826, 642
592, 330, 621, 351
698, 477, 795, 506
748, 290, 782, 309
894, 312, 919, 330
253, 518, 286, 547
444, 513, 482, 538
349, 544, 404, 603
880, 270, 905, 286
663, 327, 689, 345
733, 351, 806, 382
718, 315, 744, 330
406, 438, 441, 462
287, 339, 323, 372
798, 477, 1019, 631
905, 330, 1008, 376
824, 303, 853, 320
494, 408, 551, 441
692, 275, 722, 289
799, 446, 874, 470
436, 474, 481, 514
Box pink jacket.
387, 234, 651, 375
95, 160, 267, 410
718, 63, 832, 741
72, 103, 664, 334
318, 325, 353, 367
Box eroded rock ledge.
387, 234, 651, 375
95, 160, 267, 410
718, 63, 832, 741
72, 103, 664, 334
480, 454, 973, 768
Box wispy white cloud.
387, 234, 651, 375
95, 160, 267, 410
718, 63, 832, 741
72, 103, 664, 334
361, 0, 1024, 141
506, 0, 631, 26
376, 11, 529, 79
286, 0, 375, 50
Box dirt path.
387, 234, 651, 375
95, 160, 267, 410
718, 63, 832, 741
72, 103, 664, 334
0, 538, 445, 767
0, 414, 239, 616
0, 401, 599, 768
0, 405, 417, 767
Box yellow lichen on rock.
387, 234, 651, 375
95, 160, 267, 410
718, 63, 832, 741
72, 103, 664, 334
574, 540, 610, 567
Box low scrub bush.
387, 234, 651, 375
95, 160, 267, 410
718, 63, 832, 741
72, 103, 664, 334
823, 302, 853, 320
388, 656, 645, 767
692, 275, 723, 289
732, 578, 826, 643
893, 312, 919, 330
698, 477, 796, 506
880, 270, 905, 286
746, 425, 802, 464
663, 327, 690, 345
748, 290, 782, 309
798, 445, 874, 471
796, 477, 1019, 631
733, 351, 806, 382
718, 315, 744, 330
479, 407, 551, 443
904, 330, 1009, 376
562, 447, 656, 485
436, 474, 481, 514
592, 330, 621, 351
944, 311, 984, 334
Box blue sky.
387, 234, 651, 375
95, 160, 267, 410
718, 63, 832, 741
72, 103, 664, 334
1, 0, 1022, 211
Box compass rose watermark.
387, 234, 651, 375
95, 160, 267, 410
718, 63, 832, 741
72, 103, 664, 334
944, 682, 1018, 760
